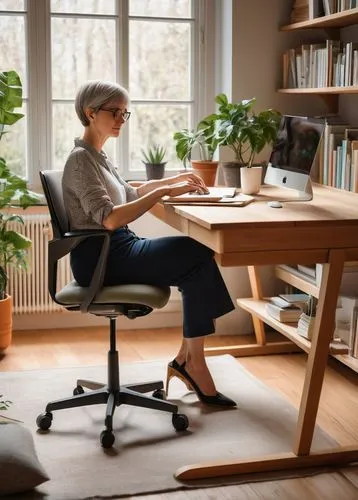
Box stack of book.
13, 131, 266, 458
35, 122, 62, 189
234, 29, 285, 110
265, 294, 310, 323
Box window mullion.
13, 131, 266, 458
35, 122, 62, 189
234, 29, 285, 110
117, 0, 130, 177
27, 0, 52, 189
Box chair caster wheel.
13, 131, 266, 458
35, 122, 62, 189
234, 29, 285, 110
152, 388, 166, 400
36, 412, 53, 430
172, 413, 189, 431
100, 430, 115, 448
73, 385, 84, 395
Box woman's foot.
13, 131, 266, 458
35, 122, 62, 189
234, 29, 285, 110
167, 358, 236, 407
184, 360, 216, 396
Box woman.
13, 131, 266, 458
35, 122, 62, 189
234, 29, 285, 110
62, 80, 236, 407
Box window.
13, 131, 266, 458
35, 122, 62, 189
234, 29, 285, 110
0, 0, 214, 188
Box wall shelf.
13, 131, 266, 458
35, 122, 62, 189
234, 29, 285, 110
277, 87, 358, 94
281, 8, 358, 31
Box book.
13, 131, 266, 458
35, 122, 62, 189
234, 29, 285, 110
265, 302, 302, 322
278, 293, 310, 307
297, 264, 316, 278
297, 312, 316, 340
334, 296, 358, 350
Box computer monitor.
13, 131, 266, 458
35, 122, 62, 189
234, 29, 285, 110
264, 115, 325, 201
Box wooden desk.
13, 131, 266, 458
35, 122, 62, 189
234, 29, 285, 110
151, 184, 358, 481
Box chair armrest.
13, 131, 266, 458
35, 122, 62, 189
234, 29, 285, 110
48, 229, 111, 313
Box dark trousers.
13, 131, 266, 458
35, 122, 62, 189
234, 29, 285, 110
71, 227, 234, 338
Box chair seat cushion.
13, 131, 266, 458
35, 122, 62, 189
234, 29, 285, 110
56, 281, 170, 309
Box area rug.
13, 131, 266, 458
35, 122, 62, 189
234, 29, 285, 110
1, 355, 338, 499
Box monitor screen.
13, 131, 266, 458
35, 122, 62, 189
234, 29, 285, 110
269, 116, 324, 174
264, 115, 325, 198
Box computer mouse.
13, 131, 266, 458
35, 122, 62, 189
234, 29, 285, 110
267, 200, 283, 208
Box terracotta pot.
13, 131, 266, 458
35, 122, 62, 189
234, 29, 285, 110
191, 160, 219, 187
240, 166, 263, 195
0, 294, 12, 352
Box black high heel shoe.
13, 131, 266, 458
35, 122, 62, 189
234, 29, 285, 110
166, 359, 236, 407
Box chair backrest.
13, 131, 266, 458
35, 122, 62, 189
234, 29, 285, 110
40, 170, 69, 238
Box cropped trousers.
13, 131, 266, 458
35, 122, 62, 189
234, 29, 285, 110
70, 227, 234, 338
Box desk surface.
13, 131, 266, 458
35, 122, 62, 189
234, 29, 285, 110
171, 184, 358, 229
153, 185, 358, 265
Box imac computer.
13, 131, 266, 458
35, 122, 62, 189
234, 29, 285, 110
264, 115, 325, 206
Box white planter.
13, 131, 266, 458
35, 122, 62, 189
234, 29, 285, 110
240, 166, 262, 195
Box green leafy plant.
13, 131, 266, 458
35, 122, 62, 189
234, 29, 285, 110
209, 94, 281, 167
141, 144, 167, 165
173, 115, 221, 168
0, 70, 41, 300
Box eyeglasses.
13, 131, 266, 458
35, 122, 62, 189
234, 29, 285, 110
98, 107, 131, 122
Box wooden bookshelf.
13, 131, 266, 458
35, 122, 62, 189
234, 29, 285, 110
278, 87, 358, 94
279, 9, 358, 105
237, 298, 349, 356
281, 8, 358, 31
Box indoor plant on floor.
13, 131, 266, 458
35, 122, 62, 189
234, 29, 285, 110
211, 94, 281, 192
173, 114, 222, 186
0, 70, 40, 351
141, 143, 167, 180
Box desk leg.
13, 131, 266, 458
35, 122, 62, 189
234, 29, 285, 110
176, 250, 358, 481
247, 266, 266, 345
294, 250, 344, 455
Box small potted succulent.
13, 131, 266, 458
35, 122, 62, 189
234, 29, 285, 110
141, 144, 167, 180
210, 94, 281, 192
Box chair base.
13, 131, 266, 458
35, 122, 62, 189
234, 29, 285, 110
36, 317, 189, 447
46, 378, 177, 428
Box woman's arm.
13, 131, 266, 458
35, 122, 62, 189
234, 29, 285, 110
135, 172, 208, 197
102, 180, 201, 231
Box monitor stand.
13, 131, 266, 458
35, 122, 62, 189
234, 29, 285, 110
296, 177, 313, 202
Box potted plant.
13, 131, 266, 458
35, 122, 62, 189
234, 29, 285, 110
141, 144, 167, 180
0, 70, 40, 351
173, 115, 222, 186
211, 94, 281, 192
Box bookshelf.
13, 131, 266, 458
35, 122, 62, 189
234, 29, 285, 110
281, 8, 358, 32
237, 267, 358, 374
278, 8, 358, 108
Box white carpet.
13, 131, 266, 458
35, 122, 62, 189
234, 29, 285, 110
1, 355, 338, 499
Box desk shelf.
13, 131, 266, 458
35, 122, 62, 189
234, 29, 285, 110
237, 298, 351, 358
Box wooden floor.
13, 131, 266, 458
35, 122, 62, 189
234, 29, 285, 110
1, 326, 358, 499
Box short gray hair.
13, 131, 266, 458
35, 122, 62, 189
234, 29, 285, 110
75, 80, 129, 126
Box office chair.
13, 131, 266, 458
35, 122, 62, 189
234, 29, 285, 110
36, 170, 188, 448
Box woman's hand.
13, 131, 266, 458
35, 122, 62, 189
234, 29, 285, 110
173, 172, 209, 193
164, 180, 205, 198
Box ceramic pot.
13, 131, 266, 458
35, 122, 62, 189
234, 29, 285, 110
240, 166, 263, 195
0, 294, 12, 352
145, 163, 166, 180
221, 161, 242, 187
191, 160, 219, 187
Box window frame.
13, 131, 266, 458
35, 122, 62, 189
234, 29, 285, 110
2, 0, 215, 188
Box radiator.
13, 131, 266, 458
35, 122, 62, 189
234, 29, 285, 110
7, 214, 72, 314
